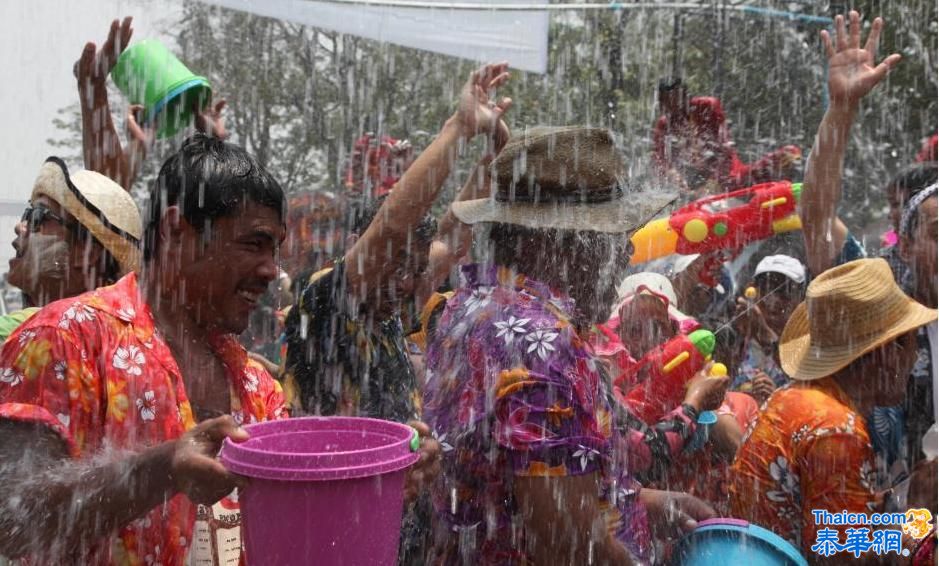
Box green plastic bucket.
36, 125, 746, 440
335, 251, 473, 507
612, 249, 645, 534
110, 39, 212, 139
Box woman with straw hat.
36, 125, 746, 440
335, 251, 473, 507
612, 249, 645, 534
728, 258, 937, 558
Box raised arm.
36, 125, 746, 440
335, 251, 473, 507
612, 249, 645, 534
344, 63, 512, 295
801, 11, 900, 275
414, 125, 507, 307
76, 17, 146, 190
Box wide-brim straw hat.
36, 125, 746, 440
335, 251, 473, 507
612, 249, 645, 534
780, 258, 937, 381
452, 126, 677, 233
32, 157, 142, 275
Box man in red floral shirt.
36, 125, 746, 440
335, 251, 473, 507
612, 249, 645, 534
0, 134, 287, 565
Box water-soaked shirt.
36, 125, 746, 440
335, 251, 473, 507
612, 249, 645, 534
0, 273, 286, 565
284, 261, 419, 421
729, 377, 877, 554
423, 264, 650, 565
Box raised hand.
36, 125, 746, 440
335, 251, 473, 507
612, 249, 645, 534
455, 62, 513, 141
684, 365, 730, 413
745, 371, 777, 405
822, 11, 901, 108
193, 99, 230, 140
75, 17, 133, 97
734, 296, 776, 343
76, 17, 141, 189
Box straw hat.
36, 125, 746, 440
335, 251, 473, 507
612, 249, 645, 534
32, 158, 142, 274
451, 126, 677, 233
779, 258, 937, 381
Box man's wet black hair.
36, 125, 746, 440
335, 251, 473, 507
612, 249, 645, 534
144, 134, 286, 261
886, 162, 937, 200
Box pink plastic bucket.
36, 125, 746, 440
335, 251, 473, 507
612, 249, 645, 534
221, 416, 420, 566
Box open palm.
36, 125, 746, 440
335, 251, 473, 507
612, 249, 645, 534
76, 17, 133, 89
823, 11, 901, 106
456, 62, 513, 139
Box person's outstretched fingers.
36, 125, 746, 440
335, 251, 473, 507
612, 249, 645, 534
848, 10, 861, 50
864, 16, 883, 55
835, 14, 847, 51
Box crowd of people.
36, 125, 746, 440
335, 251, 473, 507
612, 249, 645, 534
0, 9, 934, 566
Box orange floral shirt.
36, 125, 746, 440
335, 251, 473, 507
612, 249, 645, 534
0, 273, 287, 565
729, 378, 877, 553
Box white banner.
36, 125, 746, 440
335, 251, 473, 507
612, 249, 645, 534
197, 0, 549, 74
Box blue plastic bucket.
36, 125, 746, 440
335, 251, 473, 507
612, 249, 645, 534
672, 518, 808, 566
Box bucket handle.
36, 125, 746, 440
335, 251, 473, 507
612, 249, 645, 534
410, 427, 421, 452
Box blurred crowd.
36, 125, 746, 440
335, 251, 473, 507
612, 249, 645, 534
0, 10, 935, 566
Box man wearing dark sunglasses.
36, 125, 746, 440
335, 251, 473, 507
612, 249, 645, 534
1, 157, 141, 341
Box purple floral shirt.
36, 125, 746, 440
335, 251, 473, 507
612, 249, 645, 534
423, 265, 650, 565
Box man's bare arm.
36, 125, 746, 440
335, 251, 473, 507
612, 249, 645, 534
800, 12, 900, 275
0, 417, 245, 560
344, 63, 511, 296
515, 474, 635, 565
414, 154, 497, 308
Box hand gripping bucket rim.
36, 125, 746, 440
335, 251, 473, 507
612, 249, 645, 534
674, 518, 808, 566
220, 416, 420, 482
110, 39, 212, 139
147, 76, 211, 129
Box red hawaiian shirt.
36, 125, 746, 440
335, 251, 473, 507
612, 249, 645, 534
0, 273, 287, 565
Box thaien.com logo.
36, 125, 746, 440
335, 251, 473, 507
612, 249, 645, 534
810, 508, 934, 558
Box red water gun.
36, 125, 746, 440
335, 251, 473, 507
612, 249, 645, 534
614, 329, 716, 424
629, 181, 803, 266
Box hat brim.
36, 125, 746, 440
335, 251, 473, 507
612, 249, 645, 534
32, 159, 141, 275
451, 190, 678, 234
779, 300, 938, 381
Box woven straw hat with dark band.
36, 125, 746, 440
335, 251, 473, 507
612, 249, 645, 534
452, 126, 677, 233
780, 258, 937, 381
31, 158, 142, 275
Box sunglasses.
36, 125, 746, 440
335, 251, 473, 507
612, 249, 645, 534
21, 204, 65, 233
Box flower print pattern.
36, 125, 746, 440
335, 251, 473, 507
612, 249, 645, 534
572, 445, 602, 472
136, 391, 157, 421
116, 305, 136, 322
525, 329, 558, 361
17, 329, 36, 345
423, 264, 651, 563
464, 287, 493, 314
113, 345, 146, 376
58, 302, 95, 329
494, 315, 529, 344
0, 367, 23, 387
433, 430, 454, 453
767, 456, 800, 502
730, 377, 879, 556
